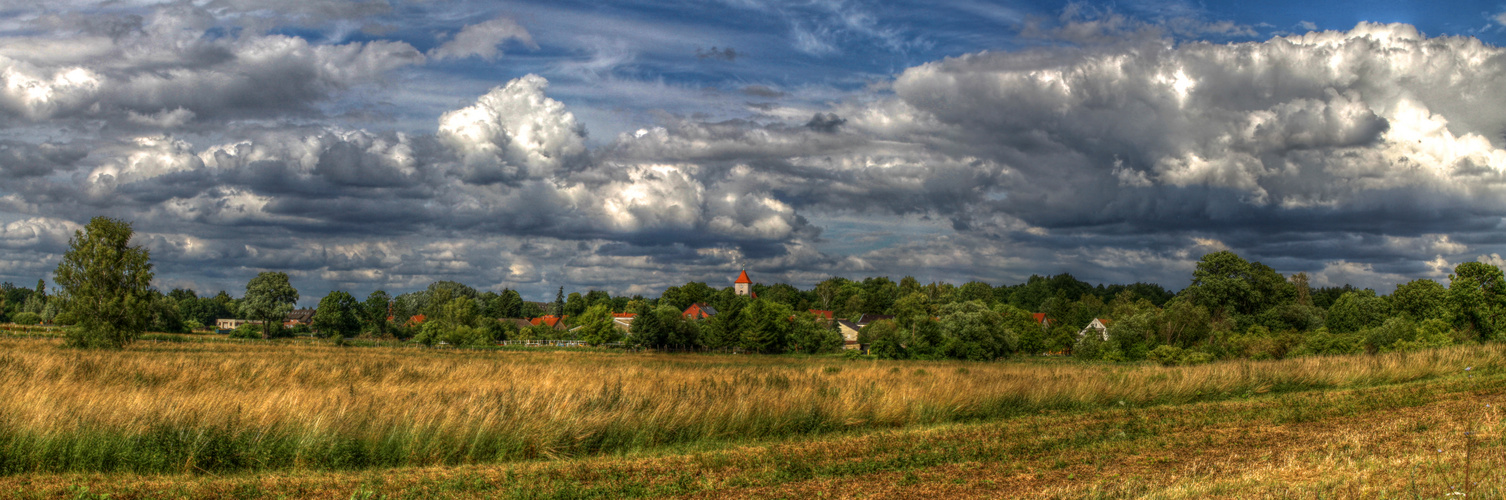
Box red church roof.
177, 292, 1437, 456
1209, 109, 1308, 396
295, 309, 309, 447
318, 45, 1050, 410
735, 269, 752, 284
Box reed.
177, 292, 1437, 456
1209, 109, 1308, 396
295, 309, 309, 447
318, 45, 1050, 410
0, 338, 1499, 475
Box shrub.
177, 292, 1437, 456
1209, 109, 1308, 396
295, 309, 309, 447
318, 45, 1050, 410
1389, 318, 1455, 352
10, 312, 41, 325
1073, 332, 1103, 361
1147, 345, 1186, 366
1181, 351, 1214, 365
230, 322, 289, 339
1147, 344, 1215, 366
860, 320, 907, 359
1364, 317, 1417, 353
229, 323, 262, 339
1297, 328, 1363, 356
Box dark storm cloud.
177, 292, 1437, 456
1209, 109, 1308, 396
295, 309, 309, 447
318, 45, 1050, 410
804, 112, 846, 133
696, 46, 738, 61
740, 85, 786, 98
0, 142, 88, 178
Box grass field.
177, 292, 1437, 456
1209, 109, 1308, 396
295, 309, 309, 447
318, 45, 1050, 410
1, 337, 1505, 498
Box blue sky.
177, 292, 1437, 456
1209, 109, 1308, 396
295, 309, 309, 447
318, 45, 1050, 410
2, 0, 1506, 303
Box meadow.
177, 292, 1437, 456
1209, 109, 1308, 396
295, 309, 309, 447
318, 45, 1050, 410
2, 337, 1506, 497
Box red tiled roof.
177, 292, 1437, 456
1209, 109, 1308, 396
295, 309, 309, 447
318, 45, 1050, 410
735, 270, 752, 284
529, 315, 565, 327
612, 312, 636, 318
1033, 313, 1051, 325
808, 309, 834, 320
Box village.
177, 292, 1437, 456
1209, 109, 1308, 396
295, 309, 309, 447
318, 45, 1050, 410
209, 268, 1114, 353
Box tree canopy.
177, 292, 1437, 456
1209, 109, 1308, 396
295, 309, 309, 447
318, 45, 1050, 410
240, 272, 298, 339
53, 217, 155, 348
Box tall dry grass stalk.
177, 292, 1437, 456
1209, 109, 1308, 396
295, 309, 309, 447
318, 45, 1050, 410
0, 338, 1498, 474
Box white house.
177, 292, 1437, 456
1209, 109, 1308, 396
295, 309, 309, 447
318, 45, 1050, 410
1077, 318, 1111, 341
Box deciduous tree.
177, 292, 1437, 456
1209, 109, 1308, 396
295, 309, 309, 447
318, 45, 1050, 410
576, 304, 620, 345
362, 290, 391, 336
312, 291, 361, 339
53, 216, 155, 348
240, 272, 298, 339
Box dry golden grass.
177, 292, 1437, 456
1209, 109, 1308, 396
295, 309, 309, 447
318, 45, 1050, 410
2, 337, 1506, 497
4, 359, 1504, 499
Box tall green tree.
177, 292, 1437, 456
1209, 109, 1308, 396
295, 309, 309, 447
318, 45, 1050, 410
859, 319, 908, 359
1450, 261, 1506, 339
240, 272, 298, 339
660, 282, 716, 311
814, 277, 846, 310
564, 292, 586, 319
739, 299, 792, 354
788, 311, 841, 354
1326, 290, 1390, 333
1392, 279, 1449, 322
53, 216, 155, 348
628, 302, 665, 347
859, 277, 899, 314
492, 289, 523, 318
939, 300, 1015, 361
583, 290, 612, 310
312, 291, 361, 339
956, 281, 994, 304
576, 304, 621, 345
700, 296, 745, 348
362, 290, 391, 336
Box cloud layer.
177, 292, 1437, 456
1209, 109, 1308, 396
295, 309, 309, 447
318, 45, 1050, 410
1, 2, 1504, 301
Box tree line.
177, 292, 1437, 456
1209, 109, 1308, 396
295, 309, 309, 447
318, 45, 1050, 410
19, 217, 1506, 362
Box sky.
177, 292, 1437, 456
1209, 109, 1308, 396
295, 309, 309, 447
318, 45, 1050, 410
2, 0, 1506, 304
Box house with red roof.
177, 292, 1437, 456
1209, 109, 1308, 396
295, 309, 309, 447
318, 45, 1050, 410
1033, 313, 1053, 328
529, 315, 568, 330
682, 303, 717, 320
1078, 318, 1111, 341
612, 312, 636, 331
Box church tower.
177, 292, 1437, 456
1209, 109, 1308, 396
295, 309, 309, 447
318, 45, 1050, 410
734, 269, 752, 296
